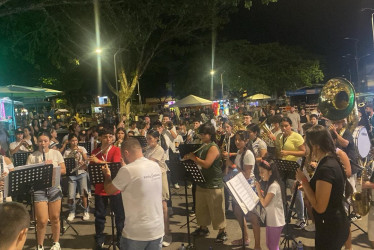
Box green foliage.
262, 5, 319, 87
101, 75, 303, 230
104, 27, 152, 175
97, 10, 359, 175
172, 40, 324, 98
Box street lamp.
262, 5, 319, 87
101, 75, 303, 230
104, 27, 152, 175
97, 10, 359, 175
114, 48, 126, 117
220, 71, 225, 99
210, 69, 215, 100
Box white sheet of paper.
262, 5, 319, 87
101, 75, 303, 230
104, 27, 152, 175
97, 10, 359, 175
226, 173, 259, 214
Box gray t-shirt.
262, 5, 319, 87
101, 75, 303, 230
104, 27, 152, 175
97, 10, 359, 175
287, 112, 300, 131
144, 145, 167, 173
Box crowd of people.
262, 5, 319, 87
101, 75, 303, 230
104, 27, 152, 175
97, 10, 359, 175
1, 103, 374, 250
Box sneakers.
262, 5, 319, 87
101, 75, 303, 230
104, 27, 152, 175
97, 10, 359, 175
304, 223, 316, 232
174, 183, 180, 189
294, 219, 306, 229
36, 245, 44, 250
349, 213, 362, 221
83, 212, 90, 221
50, 242, 61, 250
67, 212, 75, 222
187, 183, 193, 189
215, 231, 228, 243
162, 234, 172, 247
95, 242, 104, 250
192, 227, 210, 237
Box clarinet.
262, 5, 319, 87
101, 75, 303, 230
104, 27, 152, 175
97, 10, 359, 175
42, 148, 46, 162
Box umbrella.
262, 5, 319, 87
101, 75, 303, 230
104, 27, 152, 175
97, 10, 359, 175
171, 95, 212, 108
248, 94, 271, 100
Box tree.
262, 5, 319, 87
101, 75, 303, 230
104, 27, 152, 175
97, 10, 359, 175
0, 0, 279, 114
172, 40, 324, 98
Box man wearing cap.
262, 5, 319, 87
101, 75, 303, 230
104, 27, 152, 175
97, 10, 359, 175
9, 128, 33, 155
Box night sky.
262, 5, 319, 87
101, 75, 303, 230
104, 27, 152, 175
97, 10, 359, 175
223, 0, 374, 81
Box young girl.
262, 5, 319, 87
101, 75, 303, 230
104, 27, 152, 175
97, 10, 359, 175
144, 129, 172, 246
226, 130, 261, 249
26, 131, 66, 250
63, 134, 89, 222
255, 160, 285, 250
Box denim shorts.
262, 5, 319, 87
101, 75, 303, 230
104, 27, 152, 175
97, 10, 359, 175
34, 186, 62, 203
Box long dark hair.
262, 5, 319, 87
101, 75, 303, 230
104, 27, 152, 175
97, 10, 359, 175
258, 160, 281, 197
235, 130, 254, 170
305, 125, 353, 199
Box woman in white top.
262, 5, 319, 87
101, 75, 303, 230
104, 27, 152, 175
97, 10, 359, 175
255, 160, 285, 250
9, 128, 33, 155
26, 131, 66, 250
226, 130, 261, 249
63, 133, 89, 222
145, 129, 172, 246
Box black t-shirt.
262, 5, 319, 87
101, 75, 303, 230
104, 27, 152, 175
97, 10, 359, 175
340, 129, 357, 164
300, 114, 308, 123
310, 156, 345, 216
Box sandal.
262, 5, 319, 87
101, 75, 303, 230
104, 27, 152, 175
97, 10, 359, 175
231, 238, 250, 246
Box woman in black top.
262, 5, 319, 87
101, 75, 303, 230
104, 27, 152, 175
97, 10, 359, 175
296, 125, 351, 249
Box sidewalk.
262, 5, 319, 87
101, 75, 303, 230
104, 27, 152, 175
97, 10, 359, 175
24, 186, 372, 249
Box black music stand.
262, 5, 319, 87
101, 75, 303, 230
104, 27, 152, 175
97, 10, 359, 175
133, 136, 147, 148
7, 163, 53, 247
180, 160, 206, 249
88, 163, 122, 250
79, 142, 91, 156
13, 152, 32, 167
60, 158, 79, 236
178, 144, 202, 159
273, 159, 300, 249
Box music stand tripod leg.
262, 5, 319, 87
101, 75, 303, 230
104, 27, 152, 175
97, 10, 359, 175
107, 198, 117, 250
60, 198, 79, 236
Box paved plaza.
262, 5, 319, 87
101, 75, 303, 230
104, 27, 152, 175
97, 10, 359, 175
24, 185, 372, 250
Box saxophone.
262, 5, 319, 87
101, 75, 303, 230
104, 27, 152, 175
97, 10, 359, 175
352, 159, 371, 216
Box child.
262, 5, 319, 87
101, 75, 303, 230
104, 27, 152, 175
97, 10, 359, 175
255, 160, 285, 250
226, 130, 261, 249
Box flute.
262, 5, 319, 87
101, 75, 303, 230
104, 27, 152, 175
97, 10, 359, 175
70, 143, 113, 174
42, 148, 46, 162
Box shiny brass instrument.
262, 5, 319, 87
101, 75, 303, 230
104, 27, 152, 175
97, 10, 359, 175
259, 119, 273, 146
352, 163, 372, 216
319, 77, 358, 132
319, 77, 370, 215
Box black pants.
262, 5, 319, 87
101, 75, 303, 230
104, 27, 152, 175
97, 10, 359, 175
94, 194, 125, 244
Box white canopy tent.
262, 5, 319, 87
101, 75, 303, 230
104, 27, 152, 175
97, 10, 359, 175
170, 95, 212, 108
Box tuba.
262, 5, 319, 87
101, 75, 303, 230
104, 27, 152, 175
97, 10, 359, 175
259, 119, 273, 146
319, 77, 370, 216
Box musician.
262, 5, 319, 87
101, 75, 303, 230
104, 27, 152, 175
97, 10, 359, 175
103, 138, 164, 250
266, 115, 282, 158
23, 126, 37, 149
247, 124, 267, 163
89, 128, 124, 249
275, 117, 306, 228
365, 104, 374, 136
186, 119, 201, 144
184, 123, 227, 243
243, 112, 252, 127
63, 134, 89, 222
145, 129, 172, 247
0, 154, 14, 201
0, 202, 30, 250
26, 131, 66, 250
219, 121, 238, 162
329, 119, 359, 192
9, 128, 33, 155
114, 127, 126, 148
226, 131, 261, 248
50, 128, 61, 151
361, 156, 374, 249
296, 125, 350, 250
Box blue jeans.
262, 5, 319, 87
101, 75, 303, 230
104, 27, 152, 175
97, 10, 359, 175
94, 194, 125, 245
120, 237, 162, 250
68, 173, 89, 213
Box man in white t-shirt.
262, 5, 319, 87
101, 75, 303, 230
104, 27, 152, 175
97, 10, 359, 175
287, 106, 301, 133
103, 138, 164, 250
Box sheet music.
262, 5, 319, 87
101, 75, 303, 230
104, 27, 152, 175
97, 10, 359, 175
226, 173, 259, 214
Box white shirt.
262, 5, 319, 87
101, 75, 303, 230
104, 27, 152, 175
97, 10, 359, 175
265, 181, 285, 227
234, 149, 255, 179
27, 149, 64, 187
1, 156, 14, 174
144, 145, 167, 173
112, 157, 164, 241
63, 146, 88, 175
10, 140, 32, 152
